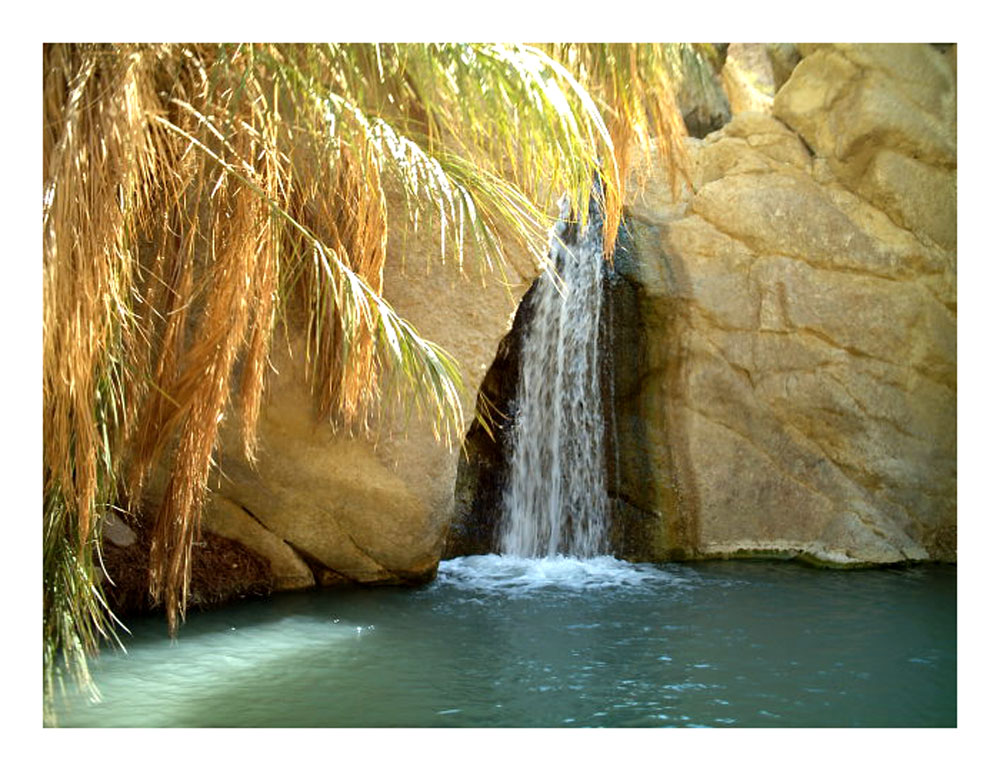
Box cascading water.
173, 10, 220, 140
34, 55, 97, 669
498, 195, 609, 558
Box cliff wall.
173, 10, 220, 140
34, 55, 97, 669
622, 43, 956, 564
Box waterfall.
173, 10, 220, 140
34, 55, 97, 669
498, 195, 609, 558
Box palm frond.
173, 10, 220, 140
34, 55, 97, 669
42, 42, 694, 720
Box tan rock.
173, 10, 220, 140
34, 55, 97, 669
212, 404, 439, 583
203, 496, 314, 591
721, 44, 778, 115
694, 114, 813, 188
101, 510, 136, 548
774, 43, 957, 251
686, 407, 926, 564
857, 149, 957, 250
750, 257, 956, 386
623, 44, 956, 565
692, 172, 904, 278
772, 47, 860, 135
204, 194, 539, 585
831, 43, 956, 123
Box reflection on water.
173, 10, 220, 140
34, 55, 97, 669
53, 559, 956, 727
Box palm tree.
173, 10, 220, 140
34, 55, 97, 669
42, 41, 707, 721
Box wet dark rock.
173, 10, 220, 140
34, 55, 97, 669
675, 48, 732, 138
100, 511, 273, 619
443, 279, 539, 558
446, 215, 679, 561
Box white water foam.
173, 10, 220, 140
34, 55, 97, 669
436, 554, 685, 595
498, 196, 609, 558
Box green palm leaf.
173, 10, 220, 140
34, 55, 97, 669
42, 41, 698, 722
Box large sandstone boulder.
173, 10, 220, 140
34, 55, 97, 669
773, 43, 956, 250
623, 43, 956, 565
200, 201, 539, 588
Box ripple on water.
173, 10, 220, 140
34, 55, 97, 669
52, 561, 955, 728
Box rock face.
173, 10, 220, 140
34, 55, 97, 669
717, 43, 802, 118
624, 43, 956, 565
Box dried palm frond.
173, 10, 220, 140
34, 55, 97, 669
42, 42, 693, 720
43, 42, 157, 720
539, 43, 705, 252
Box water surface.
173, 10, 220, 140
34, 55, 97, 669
53, 557, 956, 727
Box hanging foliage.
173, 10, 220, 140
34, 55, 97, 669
42, 42, 708, 721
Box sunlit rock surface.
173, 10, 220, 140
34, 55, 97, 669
720, 43, 801, 116
624, 43, 956, 564
201, 195, 540, 587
